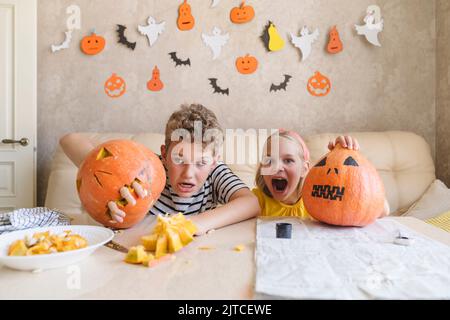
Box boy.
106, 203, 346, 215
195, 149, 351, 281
60, 104, 260, 235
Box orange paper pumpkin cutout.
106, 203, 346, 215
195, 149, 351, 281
230, 1, 255, 24
327, 26, 343, 54
307, 72, 331, 97
147, 66, 164, 92
177, 0, 195, 31
236, 54, 258, 74
77, 140, 166, 229
302, 144, 385, 227
80, 31, 106, 55
104, 73, 126, 98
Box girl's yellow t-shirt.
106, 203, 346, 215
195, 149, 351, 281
252, 188, 312, 219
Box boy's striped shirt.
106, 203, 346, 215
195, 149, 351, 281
149, 160, 248, 216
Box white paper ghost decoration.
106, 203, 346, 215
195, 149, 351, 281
138, 16, 165, 47
290, 26, 319, 62
202, 27, 229, 60
355, 5, 383, 47
51, 30, 73, 53
211, 0, 221, 8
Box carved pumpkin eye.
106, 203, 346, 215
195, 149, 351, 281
344, 156, 358, 166
315, 157, 327, 167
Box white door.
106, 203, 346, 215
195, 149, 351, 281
0, 0, 36, 213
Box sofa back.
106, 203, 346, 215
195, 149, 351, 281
45, 131, 435, 222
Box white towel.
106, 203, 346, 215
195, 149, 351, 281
255, 218, 450, 300
0, 207, 71, 234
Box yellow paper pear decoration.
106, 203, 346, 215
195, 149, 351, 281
267, 22, 285, 51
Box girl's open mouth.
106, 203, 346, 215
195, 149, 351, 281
272, 178, 288, 193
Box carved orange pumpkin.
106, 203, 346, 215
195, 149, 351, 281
302, 145, 385, 227
80, 32, 106, 55
307, 71, 331, 97
177, 0, 195, 31
327, 26, 343, 54
147, 66, 164, 92
104, 73, 126, 98
236, 54, 258, 74
230, 1, 255, 24
77, 140, 166, 229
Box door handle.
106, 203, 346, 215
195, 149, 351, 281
2, 138, 29, 147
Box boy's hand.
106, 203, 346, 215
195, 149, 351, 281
328, 135, 360, 151
108, 181, 149, 224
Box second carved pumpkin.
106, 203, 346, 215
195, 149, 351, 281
302, 145, 385, 227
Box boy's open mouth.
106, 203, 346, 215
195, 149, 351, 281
272, 178, 288, 192
178, 182, 196, 193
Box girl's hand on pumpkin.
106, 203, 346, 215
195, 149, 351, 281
328, 135, 360, 151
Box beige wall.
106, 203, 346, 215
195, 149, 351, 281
37, 0, 438, 205
436, 0, 450, 187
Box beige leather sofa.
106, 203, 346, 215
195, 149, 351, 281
45, 131, 436, 224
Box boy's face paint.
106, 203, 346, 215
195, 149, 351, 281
162, 141, 217, 198
261, 137, 307, 205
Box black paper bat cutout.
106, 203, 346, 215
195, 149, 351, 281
270, 74, 292, 92
117, 24, 136, 50
168, 52, 191, 67
209, 78, 229, 95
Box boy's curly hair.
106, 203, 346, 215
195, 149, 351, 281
165, 104, 223, 155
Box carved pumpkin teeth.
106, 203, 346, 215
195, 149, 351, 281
311, 185, 345, 201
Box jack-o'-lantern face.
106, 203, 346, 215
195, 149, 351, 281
177, 0, 195, 31
327, 26, 343, 54
104, 73, 126, 98
76, 140, 166, 229
236, 54, 258, 74
307, 71, 331, 97
80, 32, 106, 55
230, 1, 255, 24
147, 66, 164, 92
302, 145, 385, 227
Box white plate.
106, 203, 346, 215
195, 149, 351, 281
0, 225, 114, 271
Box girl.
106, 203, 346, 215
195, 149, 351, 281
253, 130, 390, 218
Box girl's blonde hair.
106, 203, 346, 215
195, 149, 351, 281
255, 130, 310, 198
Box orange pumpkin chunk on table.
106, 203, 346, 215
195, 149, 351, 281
125, 213, 198, 267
